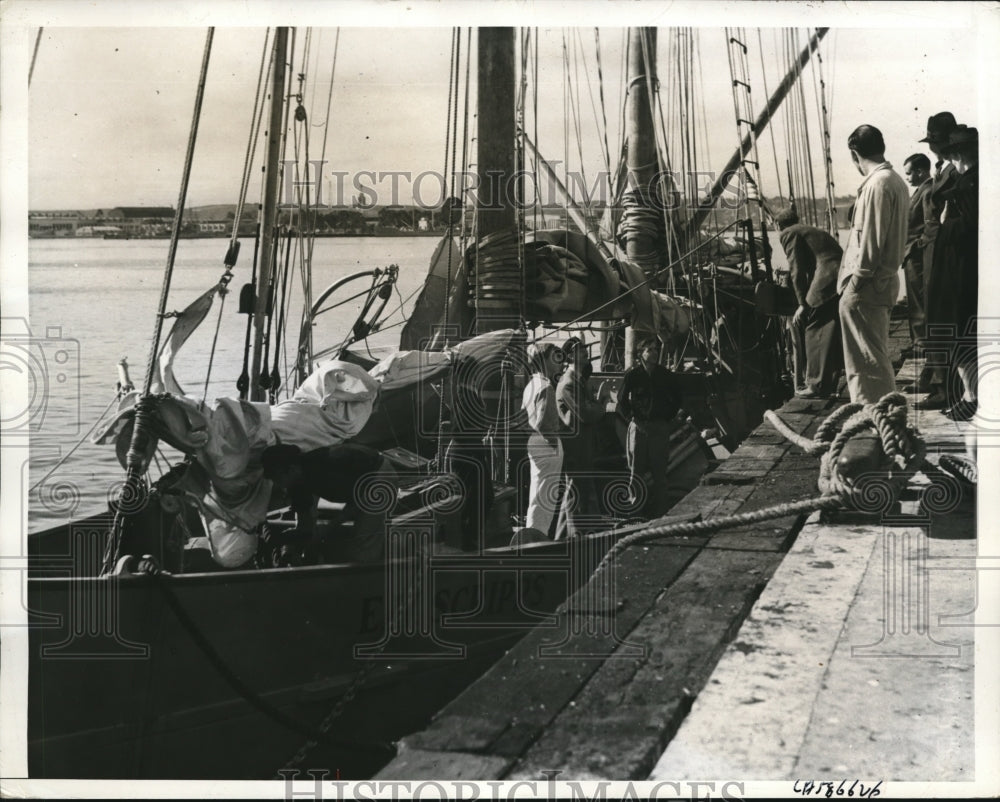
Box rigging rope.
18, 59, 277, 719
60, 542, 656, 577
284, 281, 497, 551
811, 28, 838, 234
29, 392, 122, 494
29, 27, 43, 87
229, 29, 272, 250
105, 28, 215, 575
757, 29, 785, 205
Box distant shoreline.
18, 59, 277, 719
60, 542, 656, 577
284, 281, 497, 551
28, 229, 448, 241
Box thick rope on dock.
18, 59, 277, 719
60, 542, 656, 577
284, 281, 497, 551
765, 391, 926, 499
590, 393, 933, 580
594, 493, 844, 578
938, 453, 978, 485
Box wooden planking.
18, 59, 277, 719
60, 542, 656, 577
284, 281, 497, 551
507, 548, 786, 780
375, 543, 699, 779
649, 520, 881, 779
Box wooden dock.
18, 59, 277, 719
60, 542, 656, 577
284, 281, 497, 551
376, 312, 979, 782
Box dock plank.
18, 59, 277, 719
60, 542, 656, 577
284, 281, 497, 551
649, 520, 880, 779
374, 544, 699, 779
508, 548, 785, 780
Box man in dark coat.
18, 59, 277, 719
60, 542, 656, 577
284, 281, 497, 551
618, 340, 684, 518
901, 153, 933, 354
931, 124, 979, 420
912, 112, 959, 409
776, 207, 844, 398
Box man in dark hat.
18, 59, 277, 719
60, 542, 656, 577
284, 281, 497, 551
775, 206, 844, 398
838, 124, 909, 404
927, 124, 979, 420
912, 112, 959, 409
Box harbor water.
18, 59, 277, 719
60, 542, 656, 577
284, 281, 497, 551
22, 230, 808, 534
25, 236, 439, 533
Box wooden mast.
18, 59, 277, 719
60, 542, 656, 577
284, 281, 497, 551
475, 27, 518, 333
621, 27, 659, 368
250, 27, 288, 401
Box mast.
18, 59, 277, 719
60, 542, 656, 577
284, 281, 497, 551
685, 27, 828, 238
250, 27, 288, 401
621, 27, 659, 368
624, 28, 659, 273
475, 27, 518, 333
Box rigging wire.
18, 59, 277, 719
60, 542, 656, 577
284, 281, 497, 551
757, 28, 785, 205
441, 27, 457, 340
106, 28, 215, 575
811, 28, 837, 234
29, 27, 43, 87
28, 392, 122, 494
593, 28, 613, 183
142, 29, 215, 397
230, 28, 272, 249
793, 29, 818, 226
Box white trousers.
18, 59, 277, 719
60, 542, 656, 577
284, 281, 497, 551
839, 274, 899, 404
525, 433, 563, 536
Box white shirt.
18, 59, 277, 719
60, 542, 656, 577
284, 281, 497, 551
838, 162, 909, 293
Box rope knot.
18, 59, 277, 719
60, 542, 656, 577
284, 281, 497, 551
766, 391, 926, 511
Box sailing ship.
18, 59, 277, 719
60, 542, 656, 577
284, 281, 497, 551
25, 25, 834, 779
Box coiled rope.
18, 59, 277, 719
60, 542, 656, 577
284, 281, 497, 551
938, 453, 978, 485
764, 391, 926, 498
592, 391, 930, 581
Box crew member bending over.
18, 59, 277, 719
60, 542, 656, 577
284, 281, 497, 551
261, 442, 398, 563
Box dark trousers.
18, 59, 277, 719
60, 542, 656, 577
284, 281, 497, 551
903, 254, 926, 344
791, 298, 843, 394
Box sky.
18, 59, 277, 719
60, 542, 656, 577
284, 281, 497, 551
6, 2, 996, 213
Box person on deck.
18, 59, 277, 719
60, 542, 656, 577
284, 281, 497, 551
913, 112, 960, 411
838, 124, 909, 405
900, 153, 933, 360
618, 339, 684, 519
775, 207, 844, 398
520, 343, 564, 539
260, 442, 398, 563
554, 337, 610, 539
929, 124, 979, 421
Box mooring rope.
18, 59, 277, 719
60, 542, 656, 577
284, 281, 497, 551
592, 391, 933, 581
765, 391, 926, 498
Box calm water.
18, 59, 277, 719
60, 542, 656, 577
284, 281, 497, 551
26, 236, 440, 533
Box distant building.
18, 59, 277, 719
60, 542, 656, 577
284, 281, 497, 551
108, 207, 175, 238
75, 225, 125, 238
28, 210, 82, 237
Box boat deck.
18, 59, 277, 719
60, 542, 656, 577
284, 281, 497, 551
374, 311, 980, 783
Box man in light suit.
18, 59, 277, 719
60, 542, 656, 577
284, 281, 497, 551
838, 125, 909, 404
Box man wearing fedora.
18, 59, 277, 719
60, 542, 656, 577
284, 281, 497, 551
911, 111, 959, 409
927, 124, 979, 420
838, 124, 909, 405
